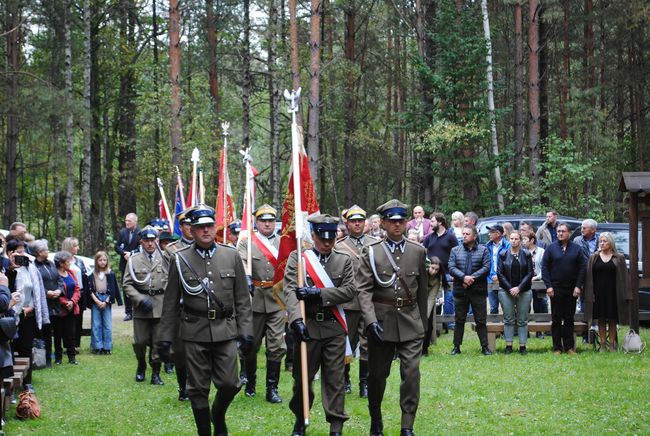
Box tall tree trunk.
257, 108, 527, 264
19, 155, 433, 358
169, 0, 182, 166
206, 0, 221, 192
582, 0, 595, 201
89, 2, 104, 251
559, 0, 570, 140
481, 0, 504, 212
528, 0, 541, 189
64, 1, 75, 235
288, 0, 303, 126
268, 0, 281, 206
414, 0, 436, 205
206, 0, 220, 115
538, 5, 548, 151
343, 0, 356, 207
455, 0, 477, 204
241, 0, 251, 150
81, 0, 93, 251
116, 2, 138, 218
513, 0, 524, 198
307, 0, 322, 190
45, 0, 65, 242
4, 0, 21, 228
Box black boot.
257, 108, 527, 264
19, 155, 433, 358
151, 362, 164, 385
244, 373, 256, 397
244, 354, 256, 397
292, 418, 305, 436
211, 393, 231, 436
239, 357, 248, 385
176, 366, 189, 401
265, 360, 283, 404
370, 418, 384, 436
134, 344, 147, 382
359, 360, 368, 398
135, 359, 146, 382
192, 406, 212, 436
344, 363, 352, 394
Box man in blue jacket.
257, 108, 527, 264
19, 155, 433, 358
485, 225, 510, 314
541, 222, 587, 354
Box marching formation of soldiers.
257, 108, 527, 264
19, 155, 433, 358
121, 198, 429, 436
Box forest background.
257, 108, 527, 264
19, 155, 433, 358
1, 0, 648, 254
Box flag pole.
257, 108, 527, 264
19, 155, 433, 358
156, 177, 172, 227
175, 165, 186, 204
243, 147, 253, 276
199, 167, 205, 205
190, 148, 200, 205
285, 86, 309, 427
221, 121, 230, 242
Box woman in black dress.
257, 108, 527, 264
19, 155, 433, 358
584, 232, 631, 352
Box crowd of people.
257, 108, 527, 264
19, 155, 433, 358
0, 202, 635, 435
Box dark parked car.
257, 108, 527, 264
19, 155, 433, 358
476, 214, 582, 244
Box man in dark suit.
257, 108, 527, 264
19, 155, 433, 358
115, 212, 140, 321
357, 199, 429, 436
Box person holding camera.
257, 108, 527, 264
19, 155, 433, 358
5, 239, 49, 391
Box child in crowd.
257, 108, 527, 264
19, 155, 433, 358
88, 251, 122, 355
423, 256, 445, 355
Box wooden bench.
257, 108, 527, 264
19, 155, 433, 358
1, 356, 32, 427
472, 321, 588, 351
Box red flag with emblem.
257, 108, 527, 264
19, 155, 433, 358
272, 141, 320, 285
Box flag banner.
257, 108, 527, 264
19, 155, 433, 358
272, 135, 319, 286
173, 176, 186, 237
216, 148, 235, 241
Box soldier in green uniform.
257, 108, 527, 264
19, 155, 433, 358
335, 205, 378, 398
284, 214, 355, 436
357, 199, 428, 436
160, 208, 195, 401
237, 204, 285, 403
123, 226, 168, 386
158, 205, 253, 436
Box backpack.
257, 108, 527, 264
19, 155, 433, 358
16, 391, 41, 419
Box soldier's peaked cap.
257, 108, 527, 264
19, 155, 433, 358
190, 205, 216, 226
178, 206, 197, 224
254, 204, 277, 220
377, 199, 409, 220
139, 225, 159, 240
308, 214, 339, 239
344, 205, 366, 220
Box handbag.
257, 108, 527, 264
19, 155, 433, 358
622, 329, 645, 353
32, 338, 47, 369
16, 390, 41, 419
0, 314, 17, 342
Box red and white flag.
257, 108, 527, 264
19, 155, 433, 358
272, 139, 320, 286
240, 162, 259, 234
215, 148, 236, 239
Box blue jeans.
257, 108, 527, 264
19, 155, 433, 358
91, 294, 113, 351
498, 289, 533, 345
488, 289, 500, 314
442, 290, 455, 329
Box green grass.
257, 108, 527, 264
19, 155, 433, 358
5, 321, 650, 435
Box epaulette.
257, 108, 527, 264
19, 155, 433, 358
332, 247, 352, 258
367, 238, 383, 246
364, 234, 380, 243
404, 239, 426, 251
217, 242, 236, 250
